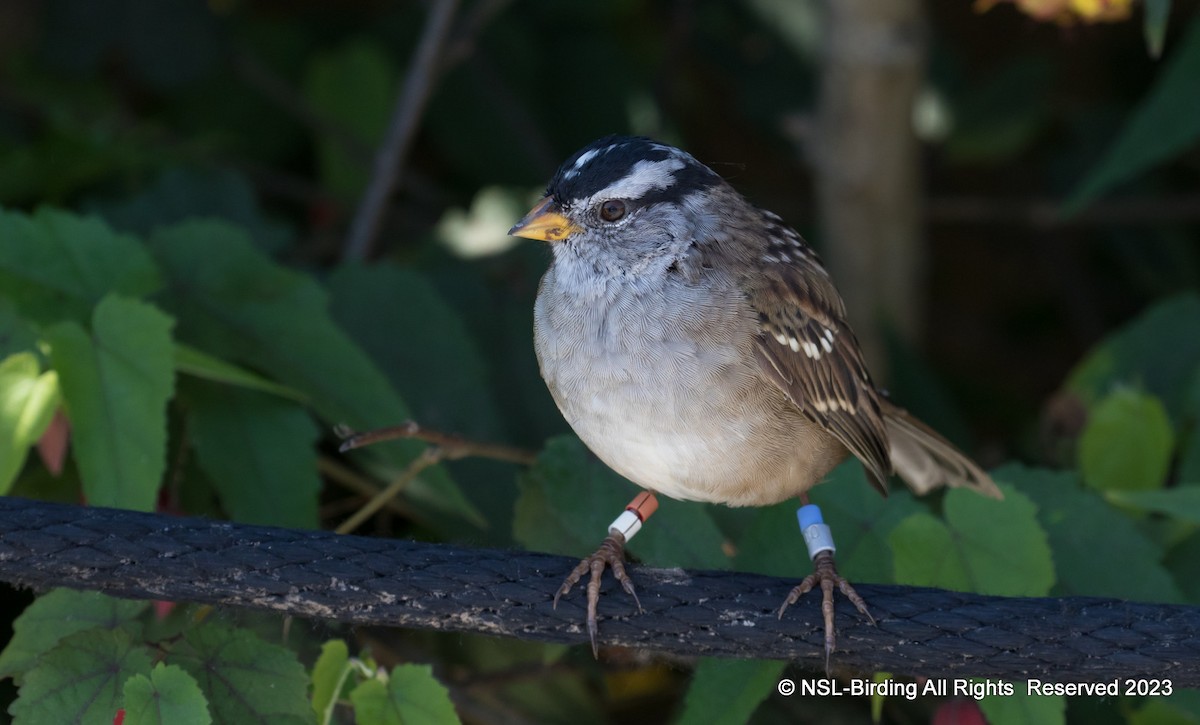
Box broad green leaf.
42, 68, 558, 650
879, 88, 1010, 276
9, 628, 153, 724
0, 589, 149, 683
1165, 530, 1200, 602
515, 436, 728, 568
676, 658, 785, 725
349, 664, 460, 725
1144, 0, 1172, 58
45, 295, 174, 510
175, 344, 306, 403
302, 40, 395, 198
0, 207, 160, 325
1065, 293, 1200, 422
327, 263, 507, 531
122, 663, 211, 725
0, 352, 61, 493
1068, 12, 1200, 211
1107, 487, 1200, 525
980, 689, 1064, 725
890, 485, 1054, 596
734, 459, 922, 582
86, 167, 292, 254
1078, 388, 1173, 492
0, 299, 39, 359
166, 623, 312, 725
310, 640, 350, 723
184, 381, 319, 528
998, 464, 1183, 602
1129, 680, 1200, 723
146, 221, 480, 527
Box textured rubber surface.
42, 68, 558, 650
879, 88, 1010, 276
0, 496, 1196, 683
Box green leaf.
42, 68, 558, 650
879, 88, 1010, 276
515, 436, 728, 569
45, 295, 175, 510
1165, 530, 1200, 602
175, 344, 307, 403
1067, 12, 1200, 211
675, 658, 785, 725
9, 628, 153, 724
302, 40, 395, 198
1106, 487, 1200, 525
0, 352, 61, 493
1078, 388, 1174, 492
0, 207, 160, 325
86, 167, 293, 254
0, 589, 149, 683
734, 459, 921, 582
979, 689, 1064, 725
1066, 293, 1200, 422
0, 299, 39, 359
184, 381, 320, 528
122, 663, 212, 725
166, 623, 312, 725
349, 664, 460, 725
890, 485, 1054, 596
998, 464, 1183, 601
146, 220, 480, 528
310, 640, 350, 723
1144, 0, 1172, 58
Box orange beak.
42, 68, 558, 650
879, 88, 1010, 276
508, 196, 581, 242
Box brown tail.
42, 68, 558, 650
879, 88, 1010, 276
881, 399, 1003, 500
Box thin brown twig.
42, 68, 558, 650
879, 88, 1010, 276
341, 0, 460, 262
316, 457, 415, 518
334, 447, 443, 535
336, 421, 537, 465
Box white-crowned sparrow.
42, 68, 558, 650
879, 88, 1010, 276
510, 135, 1001, 661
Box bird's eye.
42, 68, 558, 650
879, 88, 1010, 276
598, 200, 626, 222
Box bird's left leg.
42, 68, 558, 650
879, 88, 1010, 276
777, 494, 875, 667
554, 491, 659, 655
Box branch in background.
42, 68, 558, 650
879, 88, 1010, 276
813, 0, 927, 378
0, 497, 1197, 683
341, 0, 460, 262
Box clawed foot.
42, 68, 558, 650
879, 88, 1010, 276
553, 531, 641, 656
777, 550, 875, 669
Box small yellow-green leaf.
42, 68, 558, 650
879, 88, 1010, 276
891, 485, 1053, 596
1078, 388, 1174, 492
0, 353, 60, 493
310, 640, 350, 722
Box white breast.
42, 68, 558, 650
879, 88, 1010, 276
533, 259, 825, 506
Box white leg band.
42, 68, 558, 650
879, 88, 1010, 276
609, 509, 643, 541
803, 523, 836, 559
798, 504, 835, 559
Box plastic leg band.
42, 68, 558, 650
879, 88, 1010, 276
798, 503, 836, 560
608, 492, 659, 542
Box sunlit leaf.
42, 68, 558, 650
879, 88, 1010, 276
0, 352, 60, 493
1078, 388, 1173, 492
891, 485, 1054, 596
45, 295, 174, 510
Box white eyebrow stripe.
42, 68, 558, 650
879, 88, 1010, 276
597, 158, 685, 200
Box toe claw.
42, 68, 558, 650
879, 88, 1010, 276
776, 551, 873, 666
554, 532, 639, 656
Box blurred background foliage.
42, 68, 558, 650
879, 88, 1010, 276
1, 0, 1200, 722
